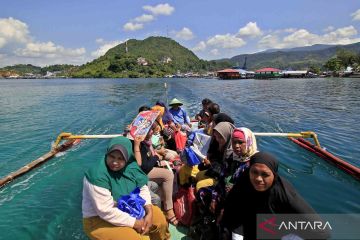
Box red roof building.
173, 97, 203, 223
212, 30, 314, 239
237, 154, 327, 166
255, 68, 281, 73
217, 69, 241, 79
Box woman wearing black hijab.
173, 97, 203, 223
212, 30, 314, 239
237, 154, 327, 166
213, 113, 235, 125
222, 152, 330, 240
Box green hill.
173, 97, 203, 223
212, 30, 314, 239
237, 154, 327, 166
0, 64, 77, 76
72, 36, 230, 78
227, 42, 360, 70
2, 64, 42, 75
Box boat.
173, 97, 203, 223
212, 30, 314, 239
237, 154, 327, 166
1, 126, 359, 188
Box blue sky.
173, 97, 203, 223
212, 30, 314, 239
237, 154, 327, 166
1, 0, 360, 67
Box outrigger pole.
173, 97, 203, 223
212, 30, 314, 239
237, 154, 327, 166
1, 130, 359, 188
254, 131, 321, 147
0, 138, 79, 188
254, 131, 360, 180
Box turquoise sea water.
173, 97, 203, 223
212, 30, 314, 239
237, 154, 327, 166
0, 78, 359, 239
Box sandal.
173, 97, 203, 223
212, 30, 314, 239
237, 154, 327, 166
167, 215, 179, 226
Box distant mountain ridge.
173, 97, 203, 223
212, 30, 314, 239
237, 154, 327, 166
227, 42, 360, 70
262, 44, 336, 53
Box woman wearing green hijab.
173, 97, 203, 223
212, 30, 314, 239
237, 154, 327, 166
82, 137, 170, 240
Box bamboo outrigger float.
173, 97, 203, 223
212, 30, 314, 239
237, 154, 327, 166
254, 131, 360, 180
0, 139, 80, 188
1, 130, 359, 188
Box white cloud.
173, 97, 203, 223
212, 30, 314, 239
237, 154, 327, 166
0, 17, 88, 67
15, 41, 85, 58
96, 38, 104, 44
192, 41, 206, 52
323, 26, 334, 32
351, 9, 360, 21
207, 34, 246, 49
0, 38, 6, 48
143, 3, 174, 16
283, 28, 297, 33
123, 22, 143, 31
282, 29, 319, 46
210, 49, 219, 56
329, 26, 357, 38
134, 14, 155, 23
271, 28, 298, 35
258, 25, 360, 49
91, 40, 123, 58
0, 17, 30, 48
173, 27, 194, 40
238, 22, 262, 37
258, 34, 281, 48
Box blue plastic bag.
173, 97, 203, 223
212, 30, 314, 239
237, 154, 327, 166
185, 147, 201, 166
117, 187, 146, 219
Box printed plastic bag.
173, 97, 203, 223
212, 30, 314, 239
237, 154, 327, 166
185, 147, 201, 166
192, 132, 211, 159
117, 187, 146, 219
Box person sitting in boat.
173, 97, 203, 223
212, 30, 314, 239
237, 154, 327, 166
195, 98, 213, 128
151, 102, 177, 150
82, 136, 170, 240
206, 127, 258, 224
205, 112, 234, 154
203, 102, 220, 135
154, 101, 174, 126
133, 124, 179, 226
222, 152, 331, 240
196, 121, 235, 191
213, 113, 234, 126
151, 120, 179, 161
168, 98, 191, 132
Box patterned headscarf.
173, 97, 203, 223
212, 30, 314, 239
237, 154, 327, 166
232, 127, 258, 162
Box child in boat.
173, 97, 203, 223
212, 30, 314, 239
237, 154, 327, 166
195, 98, 213, 128
82, 136, 170, 240
151, 121, 178, 161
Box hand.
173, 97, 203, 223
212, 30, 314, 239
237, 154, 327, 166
141, 205, 153, 235
156, 147, 166, 155
142, 212, 153, 235
203, 158, 211, 166
134, 136, 144, 148
133, 218, 145, 233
